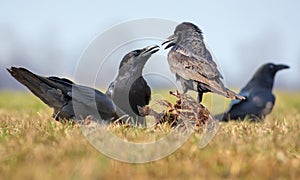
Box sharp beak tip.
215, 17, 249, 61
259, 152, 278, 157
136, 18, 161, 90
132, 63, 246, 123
151, 48, 159, 54
277, 64, 290, 70
164, 42, 175, 50
161, 40, 168, 46
161, 34, 176, 46
142, 45, 160, 56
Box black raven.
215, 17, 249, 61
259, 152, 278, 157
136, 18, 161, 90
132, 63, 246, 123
106, 45, 159, 126
162, 22, 245, 103
218, 63, 289, 121
7, 67, 118, 122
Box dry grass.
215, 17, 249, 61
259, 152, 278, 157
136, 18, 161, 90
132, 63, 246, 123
0, 91, 299, 179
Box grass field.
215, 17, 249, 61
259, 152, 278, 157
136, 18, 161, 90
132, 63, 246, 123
0, 91, 299, 179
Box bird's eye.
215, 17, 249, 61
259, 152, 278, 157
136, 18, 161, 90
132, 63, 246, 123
269, 64, 274, 69
132, 50, 141, 56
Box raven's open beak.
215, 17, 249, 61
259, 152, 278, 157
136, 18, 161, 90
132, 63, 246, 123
162, 34, 177, 50
141, 45, 160, 57
275, 64, 290, 71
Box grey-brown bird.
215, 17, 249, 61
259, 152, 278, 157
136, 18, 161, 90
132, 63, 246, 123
162, 22, 244, 103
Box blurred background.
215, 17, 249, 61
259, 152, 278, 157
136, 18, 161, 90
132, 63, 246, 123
0, 0, 299, 90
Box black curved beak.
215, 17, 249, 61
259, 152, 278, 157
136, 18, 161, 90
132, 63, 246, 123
141, 45, 160, 57
275, 64, 290, 71
162, 34, 176, 50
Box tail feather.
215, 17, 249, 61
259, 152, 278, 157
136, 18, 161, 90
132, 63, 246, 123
7, 67, 68, 108
7, 66, 118, 122
226, 88, 245, 100
200, 81, 245, 101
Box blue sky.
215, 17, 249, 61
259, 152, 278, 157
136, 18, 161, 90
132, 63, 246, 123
0, 0, 299, 89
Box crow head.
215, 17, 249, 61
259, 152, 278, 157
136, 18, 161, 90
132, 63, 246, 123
118, 45, 160, 71
162, 22, 203, 49
256, 63, 289, 78
251, 63, 290, 88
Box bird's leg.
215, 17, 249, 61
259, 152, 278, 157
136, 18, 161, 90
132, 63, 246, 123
52, 110, 60, 121
136, 116, 146, 127
197, 91, 203, 103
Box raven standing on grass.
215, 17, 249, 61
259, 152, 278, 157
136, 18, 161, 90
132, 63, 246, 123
162, 22, 244, 103
106, 45, 159, 126
218, 63, 289, 121
7, 67, 118, 122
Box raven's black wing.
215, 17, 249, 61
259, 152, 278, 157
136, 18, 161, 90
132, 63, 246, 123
226, 90, 275, 120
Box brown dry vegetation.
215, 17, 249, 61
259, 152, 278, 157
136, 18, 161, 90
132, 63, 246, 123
0, 91, 299, 179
